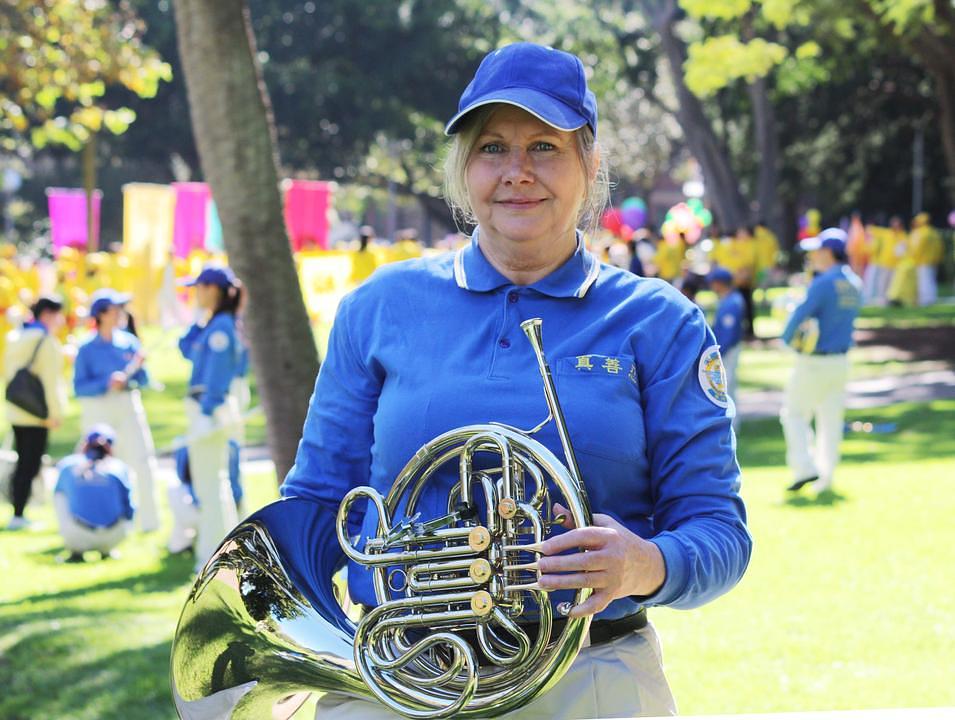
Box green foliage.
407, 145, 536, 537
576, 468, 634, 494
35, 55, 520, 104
685, 35, 787, 97
0, 0, 172, 151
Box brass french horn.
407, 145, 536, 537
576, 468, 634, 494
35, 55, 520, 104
171, 318, 594, 719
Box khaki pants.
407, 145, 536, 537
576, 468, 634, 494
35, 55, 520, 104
79, 391, 160, 531
314, 624, 676, 719
185, 398, 239, 572
54, 493, 131, 554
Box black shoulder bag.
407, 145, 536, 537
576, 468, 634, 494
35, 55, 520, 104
5, 335, 49, 419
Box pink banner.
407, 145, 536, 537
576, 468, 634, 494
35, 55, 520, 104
46, 188, 102, 255
172, 182, 211, 259
284, 180, 331, 251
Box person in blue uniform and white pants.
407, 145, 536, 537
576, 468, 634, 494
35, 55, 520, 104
53, 424, 134, 562
175, 265, 244, 571
707, 266, 745, 430
73, 288, 160, 531
283, 43, 751, 719
781, 228, 862, 493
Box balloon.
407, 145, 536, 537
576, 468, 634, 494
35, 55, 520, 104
620, 205, 646, 229
948, 210, 955, 228
601, 208, 624, 234
619, 224, 634, 242
621, 196, 647, 212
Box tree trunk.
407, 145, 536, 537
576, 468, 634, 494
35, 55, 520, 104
925, 60, 955, 209
748, 75, 783, 237
171, 0, 319, 481
651, 1, 750, 231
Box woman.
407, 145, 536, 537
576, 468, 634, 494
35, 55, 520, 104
282, 42, 751, 718
53, 424, 134, 562
176, 265, 244, 570
73, 288, 160, 532
3, 295, 66, 530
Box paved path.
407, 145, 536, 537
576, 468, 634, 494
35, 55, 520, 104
737, 367, 955, 420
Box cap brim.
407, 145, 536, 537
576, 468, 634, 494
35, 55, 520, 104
798, 236, 823, 252
445, 89, 588, 135
178, 278, 199, 287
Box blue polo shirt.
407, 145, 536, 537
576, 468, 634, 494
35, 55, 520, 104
713, 290, 745, 352
782, 264, 862, 354
282, 234, 751, 619
179, 313, 241, 416
74, 330, 149, 397
55, 454, 134, 528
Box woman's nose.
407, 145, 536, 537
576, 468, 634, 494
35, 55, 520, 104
502, 149, 533, 184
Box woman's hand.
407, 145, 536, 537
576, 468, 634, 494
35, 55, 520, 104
537, 503, 666, 618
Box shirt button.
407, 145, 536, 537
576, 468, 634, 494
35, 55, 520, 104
508, 292, 519, 303
499, 338, 511, 349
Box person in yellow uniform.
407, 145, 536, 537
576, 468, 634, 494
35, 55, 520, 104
910, 212, 944, 306
870, 216, 907, 306
653, 233, 685, 284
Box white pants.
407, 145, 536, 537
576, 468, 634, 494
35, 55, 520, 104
780, 353, 849, 489
722, 344, 741, 431
54, 493, 131, 554
314, 624, 676, 720
869, 265, 893, 306
917, 265, 937, 306
166, 481, 200, 553
185, 397, 239, 572
79, 391, 160, 531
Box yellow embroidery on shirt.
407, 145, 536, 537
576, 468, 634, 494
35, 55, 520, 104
628, 363, 638, 385
575, 355, 594, 370
602, 357, 622, 375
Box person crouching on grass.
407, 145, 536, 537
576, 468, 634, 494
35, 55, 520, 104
53, 424, 135, 563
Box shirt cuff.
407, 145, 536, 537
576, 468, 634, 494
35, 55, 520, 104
641, 532, 689, 607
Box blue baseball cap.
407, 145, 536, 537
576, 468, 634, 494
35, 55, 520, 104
799, 227, 848, 258
182, 265, 237, 288
89, 288, 131, 318
445, 43, 598, 137
85, 423, 116, 447
706, 267, 734, 286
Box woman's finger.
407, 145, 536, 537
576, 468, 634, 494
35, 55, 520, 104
538, 550, 607, 574
540, 526, 613, 555
566, 590, 611, 618
539, 570, 610, 591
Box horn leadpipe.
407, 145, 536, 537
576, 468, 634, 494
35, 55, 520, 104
519, 318, 590, 507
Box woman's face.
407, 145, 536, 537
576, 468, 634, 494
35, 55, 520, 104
466, 105, 591, 254
195, 283, 220, 310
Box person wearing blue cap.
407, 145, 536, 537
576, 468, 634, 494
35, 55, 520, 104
53, 424, 135, 562
175, 264, 244, 570
73, 288, 160, 532
285, 42, 750, 719
707, 267, 744, 429
781, 228, 862, 494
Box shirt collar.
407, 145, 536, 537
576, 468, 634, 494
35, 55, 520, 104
24, 321, 47, 334
453, 230, 600, 299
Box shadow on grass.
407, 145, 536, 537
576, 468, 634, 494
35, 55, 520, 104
782, 488, 848, 508
0, 634, 176, 720
1, 551, 195, 611
738, 400, 955, 469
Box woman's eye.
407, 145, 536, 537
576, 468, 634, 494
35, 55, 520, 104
532, 141, 556, 151
480, 142, 505, 154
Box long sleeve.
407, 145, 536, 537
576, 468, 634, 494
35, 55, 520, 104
197, 320, 239, 416
637, 307, 752, 610
38, 338, 66, 420
73, 345, 110, 397
281, 292, 383, 531
178, 323, 203, 359
781, 280, 824, 345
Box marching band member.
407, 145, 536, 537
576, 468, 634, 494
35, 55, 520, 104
283, 42, 751, 719
781, 228, 862, 494
177, 265, 244, 571
74, 288, 160, 532
53, 424, 134, 562
707, 266, 745, 430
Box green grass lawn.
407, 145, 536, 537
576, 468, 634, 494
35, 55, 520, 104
1, 315, 954, 718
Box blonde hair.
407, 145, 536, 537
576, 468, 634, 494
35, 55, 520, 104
442, 106, 609, 237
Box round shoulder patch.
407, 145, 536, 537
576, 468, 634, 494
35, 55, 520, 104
208, 330, 231, 353
698, 344, 729, 408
